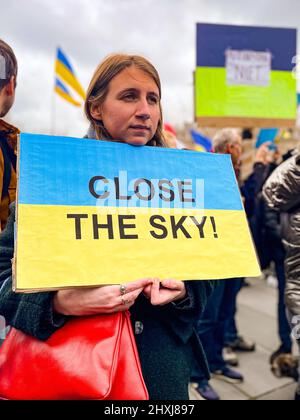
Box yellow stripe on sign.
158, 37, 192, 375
16, 205, 261, 291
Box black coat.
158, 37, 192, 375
0, 203, 214, 400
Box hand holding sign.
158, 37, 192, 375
255, 142, 274, 165
53, 278, 152, 316
143, 279, 187, 306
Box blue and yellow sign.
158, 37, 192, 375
15, 133, 260, 291
195, 23, 297, 127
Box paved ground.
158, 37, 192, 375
189, 276, 297, 400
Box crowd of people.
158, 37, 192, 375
0, 38, 300, 401
190, 129, 297, 400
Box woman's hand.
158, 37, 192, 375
143, 279, 187, 306
53, 278, 152, 316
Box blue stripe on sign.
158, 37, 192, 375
18, 133, 244, 211
196, 23, 297, 72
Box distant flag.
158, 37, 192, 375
55, 78, 81, 107
190, 129, 213, 152
55, 47, 85, 105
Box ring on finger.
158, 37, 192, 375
120, 285, 127, 296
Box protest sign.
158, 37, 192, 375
15, 133, 260, 291
195, 23, 297, 128
255, 128, 279, 148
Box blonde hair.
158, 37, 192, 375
85, 54, 166, 147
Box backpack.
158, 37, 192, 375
0, 133, 16, 200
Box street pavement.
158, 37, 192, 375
189, 276, 297, 400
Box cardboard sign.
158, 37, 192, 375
195, 23, 297, 127
226, 49, 271, 87
255, 128, 279, 148
15, 133, 260, 291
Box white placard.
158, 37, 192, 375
226, 49, 271, 87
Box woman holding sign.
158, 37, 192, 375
0, 54, 213, 400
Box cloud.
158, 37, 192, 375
1, 0, 300, 135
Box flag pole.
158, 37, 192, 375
51, 48, 56, 135
51, 88, 55, 135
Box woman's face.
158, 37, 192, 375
91, 66, 161, 146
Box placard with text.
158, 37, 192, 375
195, 23, 297, 127
15, 133, 260, 291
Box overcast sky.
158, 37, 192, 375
1, 0, 300, 136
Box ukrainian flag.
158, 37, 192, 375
55, 47, 85, 103
55, 78, 81, 107
190, 129, 212, 152
15, 133, 261, 291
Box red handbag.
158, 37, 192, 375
0, 311, 149, 400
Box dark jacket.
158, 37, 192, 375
262, 198, 285, 263
0, 203, 214, 400
242, 162, 276, 220
0, 120, 18, 232
241, 162, 277, 269
263, 155, 300, 316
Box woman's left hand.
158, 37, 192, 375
143, 279, 186, 306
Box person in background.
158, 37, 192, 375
191, 128, 254, 401
0, 39, 19, 233
263, 152, 300, 400
262, 198, 292, 362
243, 145, 293, 363
0, 39, 19, 346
